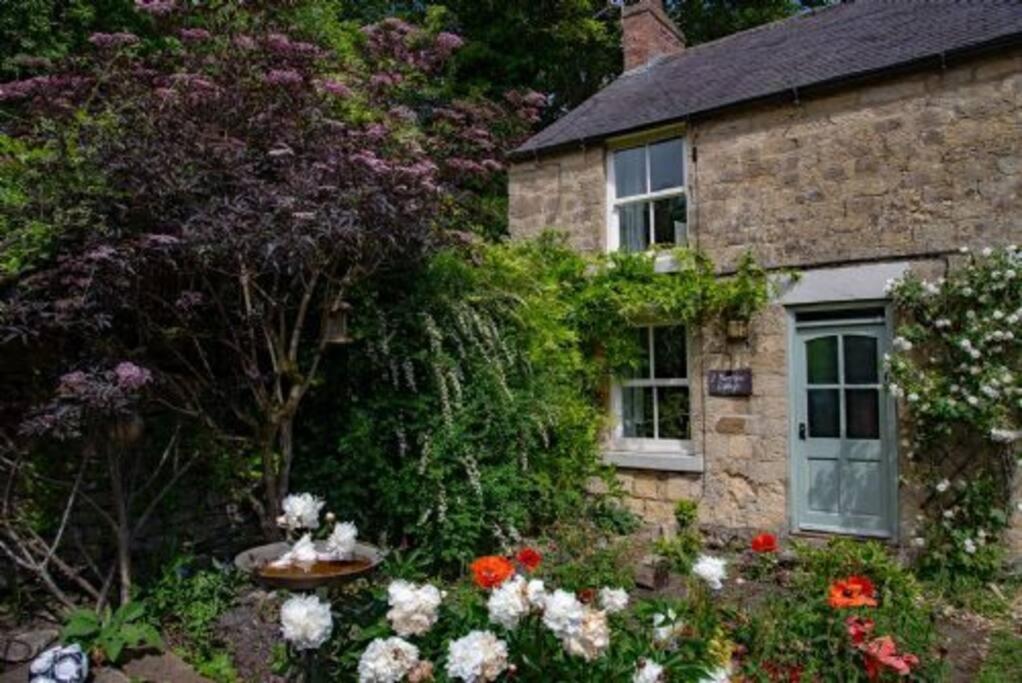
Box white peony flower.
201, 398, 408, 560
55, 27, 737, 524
487, 575, 530, 630
936, 479, 950, 493
445, 631, 508, 682
358, 637, 420, 683
892, 337, 913, 352
324, 521, 358, 561
281, 594, 333, 650
982, 247, 993, 257
270, 533, 319, 571
693, 555, 727, 591
598, 587, 629, 614
278, 492, 325, 531
963, 538, 977, 554
561, 607, 610, 661
542, 589, 585, 638
526, 579, 547, 609
907, 392, 919, 403
633, 660, 665, 683
387, 580, 443, 637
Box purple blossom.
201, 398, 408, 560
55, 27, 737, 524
265, 33, 292, 53
88, 32, 140, 49
389, 105, 417, 123
135, 0, 176, 15
364, 123, 389, 140
114, 362, 153, 391
446, 158, 486, 174
350, 150, 391, 174
85, 245, 118, 261
523, 90, 548, 108
179, 28, 212, 43
57, 371, 89, 397
481, 159, 504, 173
264, 69, 303, 87
233, 34, 257, 50
141, 233, 180, 248
175, 291, 204, 310
434, 32, 464, 57
317, 79, 352, 98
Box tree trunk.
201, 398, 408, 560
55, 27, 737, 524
107, 450, 132, 605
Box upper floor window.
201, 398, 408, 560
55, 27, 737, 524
608, 137, 687, 253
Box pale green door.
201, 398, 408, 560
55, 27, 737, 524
791, 319, 896, 537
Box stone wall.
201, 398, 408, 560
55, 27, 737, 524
507, 49, 1022, 551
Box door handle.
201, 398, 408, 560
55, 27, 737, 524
799, 422, 807, 440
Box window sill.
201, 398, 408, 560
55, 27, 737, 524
603, 446, 704, 473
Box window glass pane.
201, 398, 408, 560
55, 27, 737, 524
806, 336, 838, 384
614, 146, 646, 198
846, 389, 879, 439
844, 336, 878, 385
622, 387, 654, 438
653, 326, 686, 379
649, 138, 684, 192
618, 202, 650, 253
653, 195, 687, 246
808, 389, 840, 437
657, 387, 690, 439
624, 328, 651, 379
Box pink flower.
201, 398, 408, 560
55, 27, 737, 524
88, 32, 139, 49
114, 362, 153, 391
435, 32, 464, 56
264, 69, 303, 87
134, 0, 175, 15
179, 28, 212, 43
233, 34, 257, 50
317, 79, 352, 98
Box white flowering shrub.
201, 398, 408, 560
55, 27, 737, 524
886, 245, 1020, 577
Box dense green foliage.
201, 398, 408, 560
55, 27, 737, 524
667, 0, 835, 46
61, 601, 163, 665
295, 236, 772, 569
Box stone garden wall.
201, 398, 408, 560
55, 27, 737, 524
508, 48, 1022, 552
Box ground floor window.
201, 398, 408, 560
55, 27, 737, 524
618, 324, 689, 440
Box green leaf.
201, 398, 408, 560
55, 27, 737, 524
61, 609, 100, 640
114, 600, 145, 625
99, 633, 126, 664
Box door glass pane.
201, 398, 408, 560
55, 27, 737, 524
624, 328, 651, 379
808, 389, 840, 437
806, 336, 839, 384
653, 195, 687, 246
846, 389, 880, 439
649, 138, 684, 192
622, 386, 654, 438
844, 335, 878, 384
653, 326, 686, 379
657, 387, 690, 439
614, 146, 646, 198
618, 202, 650, 253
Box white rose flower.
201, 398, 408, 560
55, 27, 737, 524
966, 395, 980, 406
692, 555, 727, 591
278, 492, 325, 531
562, 607, 610, 661
963, 538, 977, 554
991, 428, 1022, 443
387, 580, 443, 637
445, 631, 508, 683
935, 318, 951, 329
324, 521, 358, 561
936, 479, 950, 493
633, 660, 665, 683
962, 287, 974, 296
280, 594, 333, 650
598, 587, 629, 614
982, 247, 993, 257
907, 392, 919, 403
358, 637, 420, 683
542, 589, 584, 638
487, 575, 530, 630
888, 384, 903, 398
892, 337, 913, 352
911, 537, 926, 548
943, 509, 955, 519
959, 246, 970, 254
270, 533, 319, 570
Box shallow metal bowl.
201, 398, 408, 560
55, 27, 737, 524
234, 541, 383, 591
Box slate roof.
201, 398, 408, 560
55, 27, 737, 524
514, 0, 1022, 158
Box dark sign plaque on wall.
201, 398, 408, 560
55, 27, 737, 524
707, 369, 753, 397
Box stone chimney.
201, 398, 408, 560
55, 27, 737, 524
622, 0, 685, 71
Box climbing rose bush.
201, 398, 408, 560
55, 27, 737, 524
886, 244, 1021, 576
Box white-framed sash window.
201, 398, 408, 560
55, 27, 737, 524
607, 137, 687, 253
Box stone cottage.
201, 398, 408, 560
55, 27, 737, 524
508, 0, 1022, 552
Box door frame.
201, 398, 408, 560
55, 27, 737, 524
785, 301, 900, 540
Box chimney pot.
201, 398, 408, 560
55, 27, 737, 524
622, 0, 685, 71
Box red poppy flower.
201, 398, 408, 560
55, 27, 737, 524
470, 555, 515, 589
861, 636, 919, 681
516, 547, 542, 572
576, 587, 596, 604
845, 616, 876, 646
828, 575, 878, 608
751, 532, 779, 553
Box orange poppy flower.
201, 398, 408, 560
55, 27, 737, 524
516, 547, 542, 572
828, 575, 878, 608
751, 533, 778, 553
470, 555, 515, 589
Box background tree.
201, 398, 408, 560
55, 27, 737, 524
666, 0, 835, 46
